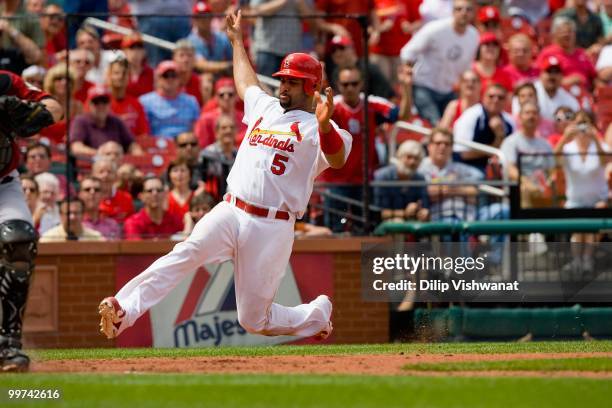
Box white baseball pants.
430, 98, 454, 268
115, 201, 331, 337
0, 171, 33, 225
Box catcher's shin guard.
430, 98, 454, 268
0, 220, 37, 340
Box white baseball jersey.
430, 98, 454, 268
112, 85, 351, 341
227, 86, 352, 217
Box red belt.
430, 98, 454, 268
225, 194, 290, 221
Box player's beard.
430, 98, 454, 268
279, 94, 292, 109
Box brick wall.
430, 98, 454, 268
23, 238, 390, 348
333, 253, 389, 343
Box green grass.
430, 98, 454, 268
1, 342, 610, 408
404, 357, 612, 372
28, 340, 612, 361
0, 373, 610, 408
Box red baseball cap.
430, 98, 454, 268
121, 34, 144, 49
192, 1, 211, 15
540, 56, 563, 71
477, 6, 501, 23
155, 60, 179, 76
87, 86, 111, 103
479, 32, 500, 45
214, 77, 235, 92
329, 35, 353, 51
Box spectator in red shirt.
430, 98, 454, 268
106, 54, 151, 141
69, 48, 95, 103
166, 158, 196, 219
40, 3, 66, 67
70, 86, 143, 157
537, 16, 598, 89
39, 63, 83, 144
195, 77, 247, 147
472, 32, 513, 95
320, 65, 411, 232
316, 0, 377, 56
93, 156, 135, 223
107, 0, 137, 34
122, 34, 154, 98
501, 33, 540, 89
124, 176, 183, 240
369, 0, 421, 86
439, 69, 481, 129
173, 39, 203, 106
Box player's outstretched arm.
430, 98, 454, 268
316, 87, 346, 169
226, 10, 260, 100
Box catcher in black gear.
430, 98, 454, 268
0, 70, 62, 372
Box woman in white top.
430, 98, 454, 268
554, 111, 609, 273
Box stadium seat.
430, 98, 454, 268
123, 153, 171, 176
135, 136, 177, 157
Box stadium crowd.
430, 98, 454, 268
8, 0, 612, 240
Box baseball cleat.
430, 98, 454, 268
98, 297, 125, 339
313, 295, 333, 340
314, 321, 333, 340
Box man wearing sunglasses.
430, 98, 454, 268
319, 64, 411, 232
79, 176, 121, 240
453, 83, 515, 172
123, 176, 183, 240
99, 10, 352, 342
534, 56, 580, 122
195, 77, 247, 148
175, 131, 203, 188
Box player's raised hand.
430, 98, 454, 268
315, 87, 334, 132
226, 9, 243, 44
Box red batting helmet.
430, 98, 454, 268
272, 53, 322, 96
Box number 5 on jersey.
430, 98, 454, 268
271, 153, 289, 175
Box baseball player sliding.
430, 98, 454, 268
0, 71, 62, 372
99, 10, 352, 341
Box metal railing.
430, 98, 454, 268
387, 121, 512, 199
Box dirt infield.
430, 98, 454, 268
32, 352, 612, 378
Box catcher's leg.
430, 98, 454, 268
0, 219, 37, 372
